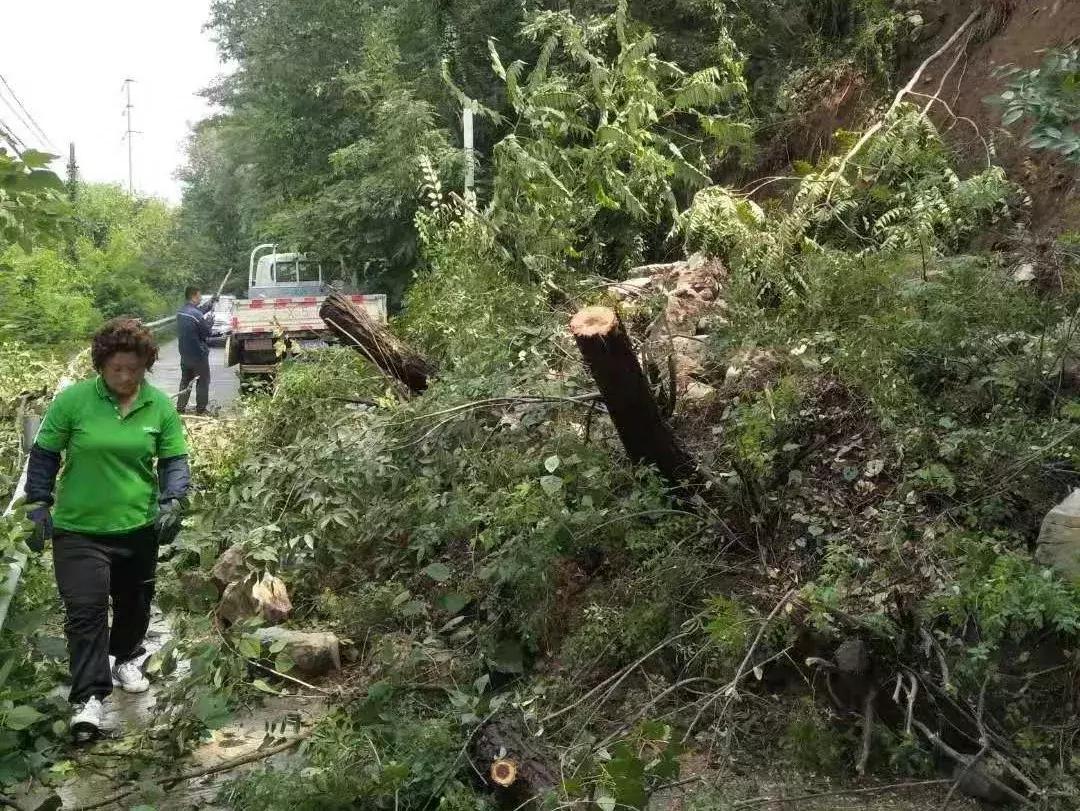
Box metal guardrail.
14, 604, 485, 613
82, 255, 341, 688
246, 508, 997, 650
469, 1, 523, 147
144, 315, 174, 332
0, 374, 76, 633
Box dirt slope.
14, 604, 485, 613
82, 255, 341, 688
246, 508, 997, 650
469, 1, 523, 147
930, 0, 1080, 234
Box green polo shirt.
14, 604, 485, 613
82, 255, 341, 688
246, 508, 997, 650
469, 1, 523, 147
36, 377, 188, 535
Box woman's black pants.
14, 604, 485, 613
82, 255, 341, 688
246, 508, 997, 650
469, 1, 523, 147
51, 525, 158, 703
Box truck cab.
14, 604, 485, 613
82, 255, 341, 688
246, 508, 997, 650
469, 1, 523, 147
250, 248, 327, 299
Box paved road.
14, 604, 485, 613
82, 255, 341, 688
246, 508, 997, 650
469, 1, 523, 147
150, 338, 240, 412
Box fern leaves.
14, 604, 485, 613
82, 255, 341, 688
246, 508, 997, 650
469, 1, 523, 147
681, 107, 1016, 302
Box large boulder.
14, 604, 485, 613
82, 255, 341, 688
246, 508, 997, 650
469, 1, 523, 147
657, 254, 727, 336
255, 627, 341, 676
211, 544, 249, 594
1036, 489, 1080, 582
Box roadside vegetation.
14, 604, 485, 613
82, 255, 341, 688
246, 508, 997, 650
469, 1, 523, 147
4, 0, 1080, 808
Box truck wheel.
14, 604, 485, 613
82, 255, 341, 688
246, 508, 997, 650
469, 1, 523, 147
240, 373, 274, 395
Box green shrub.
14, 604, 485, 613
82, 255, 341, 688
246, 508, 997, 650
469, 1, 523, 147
220, 700, 494, 811
931, 531, 1080, 648
783, 698, 850, 774
991, 47, 1080, 164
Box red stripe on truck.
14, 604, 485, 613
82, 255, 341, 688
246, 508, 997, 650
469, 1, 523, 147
248, 299, 265, 309
273, 299, 292, 309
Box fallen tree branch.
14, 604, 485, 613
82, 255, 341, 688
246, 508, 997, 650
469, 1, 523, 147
911, 719, 1033, 807
542, 627, 698, 725
69, 728, 314, 811
388, 394, 601, 427
324, 317, 411, 402
682, 588, 797, 742
598, 676, 722, 748
383, 395, 602, 453
857, 685, 879, 776
321, 293, 436, 395
825, 7, 982, 202
732, 779, 954, 808
249, 657, 332, 696
941, 678, 989, 807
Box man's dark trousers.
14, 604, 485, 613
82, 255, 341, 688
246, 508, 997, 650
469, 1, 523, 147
177, 355, 210, 414
52, 526, 159, 703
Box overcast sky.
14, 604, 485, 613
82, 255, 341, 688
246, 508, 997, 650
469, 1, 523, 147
2, 1, 223, 204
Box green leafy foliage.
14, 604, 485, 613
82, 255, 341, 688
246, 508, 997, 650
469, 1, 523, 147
683, 108, 1016, 300
0, 182, 188, 345
0, 148, 68, 252
783, 698, 850, 774
991, 47, 1080, 163
477, 0, 749, 277
932, 532, 1080, 646
184, 0, 520, 299
0, 512, 69, 785
220, 695, 494, 810
4, 1, 1076, 803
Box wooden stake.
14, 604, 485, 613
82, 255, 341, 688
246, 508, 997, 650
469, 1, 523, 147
570, 306, 699, 489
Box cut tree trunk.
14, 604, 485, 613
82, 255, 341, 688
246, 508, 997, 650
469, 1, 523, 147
570, 306, 701, 491
472, 719, 558, 808
319, 293, 436, 395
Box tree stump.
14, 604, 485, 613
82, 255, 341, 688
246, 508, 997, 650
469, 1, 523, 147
319, 293, 436, 395
472, 719, 558, 807
570, 306, 700, 490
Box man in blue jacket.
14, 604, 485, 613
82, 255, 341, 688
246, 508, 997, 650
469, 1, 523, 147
176, 286, 217, 414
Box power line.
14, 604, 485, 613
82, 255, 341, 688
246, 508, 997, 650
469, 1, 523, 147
0, 73, 53, 150
0, 91, 36, 148
0, 115, 27, 155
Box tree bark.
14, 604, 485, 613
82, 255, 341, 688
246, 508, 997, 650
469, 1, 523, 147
570, 306, 700, 490
319, 293, 436, 395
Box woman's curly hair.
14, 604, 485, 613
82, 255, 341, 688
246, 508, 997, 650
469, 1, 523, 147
91, 317, 159, 371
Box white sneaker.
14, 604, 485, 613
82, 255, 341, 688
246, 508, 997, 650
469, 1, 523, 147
112, 659, 150, 693
71, 696, 104, 742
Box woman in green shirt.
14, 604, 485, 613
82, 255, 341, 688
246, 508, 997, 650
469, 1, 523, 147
24, 318, 191, 741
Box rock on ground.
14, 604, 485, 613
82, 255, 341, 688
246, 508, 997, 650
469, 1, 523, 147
1037, 488, 1080, 582
217, 572, 293, 626
608, 253, 729, 396
211, 544, 249, 593
255, 627, 342, 676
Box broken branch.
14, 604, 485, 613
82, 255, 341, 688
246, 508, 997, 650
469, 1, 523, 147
69, 728, 314, 811
825, 8, 982, 202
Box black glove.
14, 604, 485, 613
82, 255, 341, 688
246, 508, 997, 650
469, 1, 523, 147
25, 504, 52, 552
156, 499, 183, 546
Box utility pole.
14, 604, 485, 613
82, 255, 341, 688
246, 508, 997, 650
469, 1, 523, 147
463, 99, 477, 201
65, 142, 79, 262
121, 79, 140, 195
66, 142, 78, 203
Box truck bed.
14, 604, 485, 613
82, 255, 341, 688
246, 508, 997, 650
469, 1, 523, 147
231, 294, 387, 336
